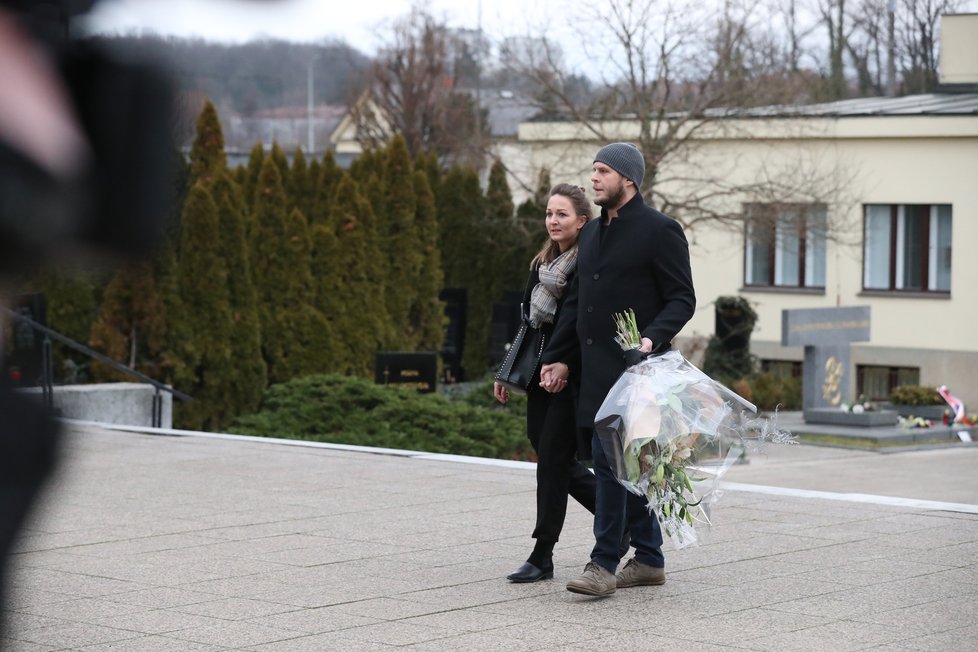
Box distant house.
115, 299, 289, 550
219, 104, 348, 168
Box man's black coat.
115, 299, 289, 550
541, 192, 696, 426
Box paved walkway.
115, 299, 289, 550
3, 423, 978, 651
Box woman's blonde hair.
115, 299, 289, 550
529, 183, 593, 269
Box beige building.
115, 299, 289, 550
498, 15, 978, 410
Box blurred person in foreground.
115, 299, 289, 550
494, 184, 595, 583
0, 0, 175, 636
539, 143, 696, 597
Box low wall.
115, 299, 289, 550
18, 382, 173, 429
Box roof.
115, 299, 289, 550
728, 92, 978, 118
479, 92, 540, 137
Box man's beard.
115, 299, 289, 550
595, 183, 626, 209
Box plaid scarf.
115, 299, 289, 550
529, 246, 578, 328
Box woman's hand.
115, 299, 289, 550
539, 362, 569, 393
493, 381, 509, 404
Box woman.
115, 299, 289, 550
495, 183, 595, 583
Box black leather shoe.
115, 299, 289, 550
506, 561, 553, 583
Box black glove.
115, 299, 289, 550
623, 348, 650, 367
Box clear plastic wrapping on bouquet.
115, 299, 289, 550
594, 350, 793, 549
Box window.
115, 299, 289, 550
761, 359, 802, 379
856, 365, 919, 401
863, 204, 951, 293
744, 204, 826, 289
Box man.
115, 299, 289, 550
539, 142, 695, 596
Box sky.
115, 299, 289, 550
80, 0, 554, 56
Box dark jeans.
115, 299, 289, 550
526, 386, 595, 545
590, 429, 664, 573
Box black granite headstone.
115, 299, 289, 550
782, 306, 871, 413
375, 352, 438, 393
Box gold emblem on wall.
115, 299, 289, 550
822, 356, 843, 405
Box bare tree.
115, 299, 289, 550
499, 0, 853, 237
897, 0, 965, 93
813, 0, 852, 98
844, 0, 890, 95
349, 9, 486, 168
803, 0, 969, 98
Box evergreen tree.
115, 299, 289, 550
436, 165, 488, 379
358, 170, 393, 343
250, 158, 328, 384
232, 164, 247, 189
485, 159, 514, 222
242, 142, 264, 211
158, 245, 195, 392
175, 182, 234, 430
283, 206, 336, 378
270, 142, 290, 187
187, 99, 227, 186
305, 156, 322, 219
211, 172, 267, 417
156, 146, 193, 392
310, 221, 344, 371
486, 159, 536, 305
288, 147, 310, 216
348, 148, 383, 182
409, 169, 446, 352
436, 165, 483, 289
361, 168, 385, 228
415, 151, 441, 197
463, 160, 525, 379
250, 157, 290, 383
381, 135, 421, 349
325, 174, 387, 376
311, 149, 341, 226
89, 262, 166, 382
516, 168, 551, 220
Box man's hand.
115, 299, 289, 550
624, 338, 655, 367
539, 362, 569, 393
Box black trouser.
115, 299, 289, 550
525, 384, 595, 545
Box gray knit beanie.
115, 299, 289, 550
594, 142, 645, 189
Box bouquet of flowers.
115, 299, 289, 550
594, 310, 794, 548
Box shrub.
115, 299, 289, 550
889, 385, 943, 406
230, 374, 534, 460
748, 372, 802, 411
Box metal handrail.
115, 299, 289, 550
1, 306, 192, 427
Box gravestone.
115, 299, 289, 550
782, 306, 871, 414
490, 290, 522, 367
375, 352, 438, 393
439, 288, 466, 383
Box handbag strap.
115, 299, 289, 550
520, 266, 538, 323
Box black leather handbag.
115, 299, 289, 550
494, 302, 546, 394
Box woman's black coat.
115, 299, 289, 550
521, 265, 589, 461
